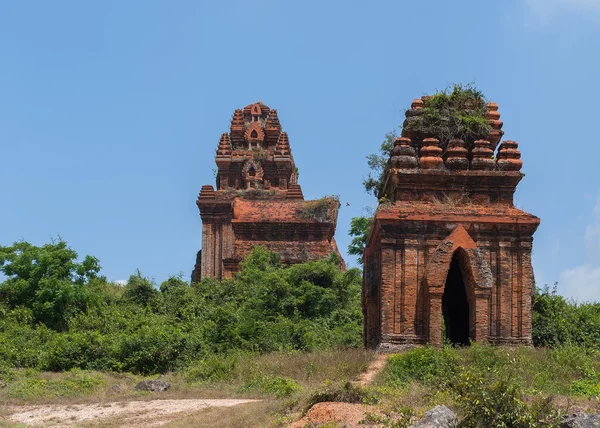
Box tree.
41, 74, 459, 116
124, 270, 158, 307
347, 216, 373, 264
362, 130, 397, 199
0, 240, 101, 330
347, 132, 398, 262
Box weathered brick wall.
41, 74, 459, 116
196, 102, 344, 281
365, 221, 537, 348
364, 99, 539, 349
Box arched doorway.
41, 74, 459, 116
424, 226, 493, 347
442, 255, 470, 345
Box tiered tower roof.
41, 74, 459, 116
198, 102, 300, 203
381, 99, 524, 207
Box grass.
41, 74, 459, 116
159, 401, 277, 428
4, 346, 600, 427
372, 343, 600, 423
0, 349, 374, 427
404, 83, 491, 149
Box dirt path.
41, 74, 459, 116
289, 354, 389, 427
5, 398, 260, 427
357, 353, 388, 386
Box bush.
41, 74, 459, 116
454, 367, 563, 428
533, 285, 600, 349
0, 242, 363, 375
184, 354, 238, 382
404, 83, 491, 149
6, 369, 104, 399
385, 346, 458, 385
242, 375, 301, 398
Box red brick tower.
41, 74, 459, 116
363, 99, 540, 349
193, 102, 344, 281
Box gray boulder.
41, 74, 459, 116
563, 412, 600, 428
134, 379, 170, 392
411, 405, 456, 428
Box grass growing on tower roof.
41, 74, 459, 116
405, 83, 492, 149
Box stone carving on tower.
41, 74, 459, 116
363, 97, 540, 349
193, 102, 344, 281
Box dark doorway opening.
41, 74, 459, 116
442, 256, 470, 345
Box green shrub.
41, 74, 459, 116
242, 375, 301, 398
184, 354, 237, 382
7, 369, 104, 399
454, 367, 563, 428
571, 377, 600, 398
0, 242, 363, 375
533, 285, 600, 349
405, 83, 491, 149
385, 346, 458, 385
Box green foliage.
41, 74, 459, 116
298, 196, 340, 223
124, 270, 158, 306
360, 406, 415, 428
363, 131, 396, 199
454, 368, 563, 428
184, 354, 238, 382
405, 83, 491, 149
380, 345, 600, 427
6, 369, 104, 399
533, 284, 600, 348
242, 375, 301, 398
0, 240, 101, 330
571, 376, 600, 399
0, 241, 362, 375
385, 346, 458, 386
382, 344, 568, 428
362, 84, 490, 200
347, 216, 373, 264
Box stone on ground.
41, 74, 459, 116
563, 412, 600, 428
134, 379, 170, 392
410, 405, 456, 428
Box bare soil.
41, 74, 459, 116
289, 402, 376, 428
4, 398, 259, 427
356, 354, 388, 386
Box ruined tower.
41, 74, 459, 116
363, 98, 540, 349
193, 102, 343, 281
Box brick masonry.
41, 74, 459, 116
363, 99, 540, 348
193, 102, 344, 281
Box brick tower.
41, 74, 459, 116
363, 98, 540, 349
193, 102, 344, 281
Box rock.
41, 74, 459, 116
410, 405, 456, 428
109, 384, 121, 393
562, 412, 600, 428
134, 380, 170, 392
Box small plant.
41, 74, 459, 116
360, 407, 415, 427
184, 354, 237, 382
298, 196, 340, 223
384, 346, 458, 386
241, 375, 301, 398
6, 369, 105, 399
571, 378, 600, 398
405, 83, 491, 150
453, 367, 563, 428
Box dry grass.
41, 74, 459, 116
162, 400, 277, 428
0, 349, 375, 427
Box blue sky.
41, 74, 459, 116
1, 1, 599, 300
